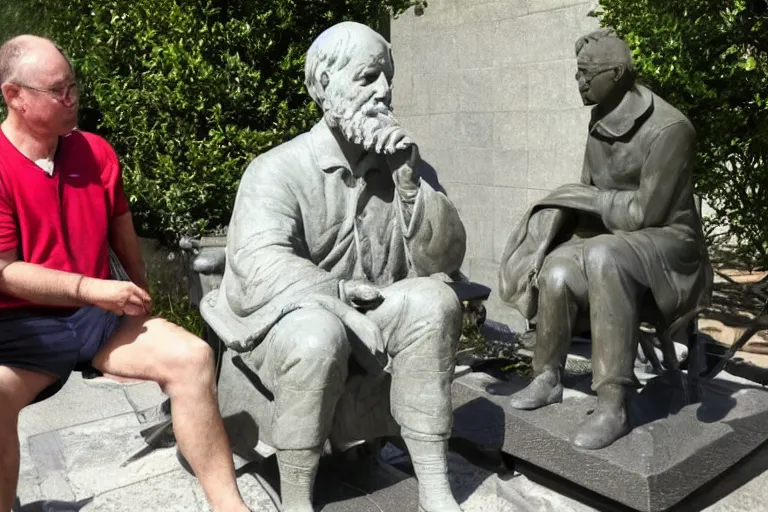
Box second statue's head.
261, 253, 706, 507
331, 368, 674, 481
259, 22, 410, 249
574, 28, 636, 106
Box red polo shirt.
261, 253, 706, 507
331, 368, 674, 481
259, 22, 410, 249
0, 129, 130, 309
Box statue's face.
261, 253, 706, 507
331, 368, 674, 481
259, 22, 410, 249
575, 57, 619, 106
322, 36, 400, 153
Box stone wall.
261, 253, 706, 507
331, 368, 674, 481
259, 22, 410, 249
391, 0, 600, 330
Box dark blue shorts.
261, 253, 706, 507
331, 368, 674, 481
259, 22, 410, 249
0, 306, 120, 403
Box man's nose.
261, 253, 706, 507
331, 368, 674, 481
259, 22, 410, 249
373, 73, 391, 103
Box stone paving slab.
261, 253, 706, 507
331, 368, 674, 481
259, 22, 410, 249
122, 382, 167, 415
19, 374, 135, 438
16, 369, 768, 512
496, 471, 598, 512
43, 414, 180, 500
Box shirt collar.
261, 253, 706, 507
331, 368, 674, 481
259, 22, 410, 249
309, 120, 352, 172
590, 84, 653, 139
0, 128, 70, 175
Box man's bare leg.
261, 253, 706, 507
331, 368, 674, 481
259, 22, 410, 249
91, 316, 248, 512
0, 367, 56, 512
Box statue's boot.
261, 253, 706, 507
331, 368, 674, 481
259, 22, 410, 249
277, 448, 322, 512
403, 437, 462, 512
571, 384, 630, 450
508, 369, 563, 410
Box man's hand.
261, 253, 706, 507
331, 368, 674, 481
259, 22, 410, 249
385, 142, 421, 193
340, 280, 384, 310
377, 126, 415, 156
79, 277, 152, 316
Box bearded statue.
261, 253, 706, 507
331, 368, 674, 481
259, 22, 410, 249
201, 21, 468, 512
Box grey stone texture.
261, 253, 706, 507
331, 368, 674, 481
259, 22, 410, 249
451, 370, 768, 511
391, 0, 600, 330
15, 374, 511, 512
16, 373, 279, 512
16, 370, 768, 511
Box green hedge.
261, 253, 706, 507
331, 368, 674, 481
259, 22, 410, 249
2, 0, 422, 244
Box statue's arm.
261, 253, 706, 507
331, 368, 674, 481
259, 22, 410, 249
399, 179, 467, 277
597, 121, 695, 232
224, 159, 340, 317
579, 146, 592, 185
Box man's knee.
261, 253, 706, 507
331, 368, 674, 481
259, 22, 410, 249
539, 261, 573, 298
152, 320, 215, 389
399, 278, 462, 322
273, 308, 350, 372
584, 235, 626, 278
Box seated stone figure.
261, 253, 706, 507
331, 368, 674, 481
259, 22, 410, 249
499, 29, 712, 450
202, 22, 467, 512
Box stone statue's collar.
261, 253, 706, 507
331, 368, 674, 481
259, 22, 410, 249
310, 119, 352, 172
590, 84, 654, 139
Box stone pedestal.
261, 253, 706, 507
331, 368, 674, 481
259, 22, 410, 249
451, 370, 768, 512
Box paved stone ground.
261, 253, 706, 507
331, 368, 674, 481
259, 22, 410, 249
17, 373, 511, 512
16, 372, 768, 511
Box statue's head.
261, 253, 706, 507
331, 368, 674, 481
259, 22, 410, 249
574, 29, 635, 106
305, 22, 400, 154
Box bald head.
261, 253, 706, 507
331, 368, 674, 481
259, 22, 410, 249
0, 35, 71, 88
0, 35, 79, 135
304, 22, 392, 107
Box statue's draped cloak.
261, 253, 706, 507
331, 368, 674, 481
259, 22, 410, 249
202, 121, 466, 351
499, 85, 712, 327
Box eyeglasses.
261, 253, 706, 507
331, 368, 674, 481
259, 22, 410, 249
575, 66, 612, 85
14, 81, 79, 103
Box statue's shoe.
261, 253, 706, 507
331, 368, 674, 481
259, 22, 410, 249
508, 374, 563, 410
571, 409, 630, 450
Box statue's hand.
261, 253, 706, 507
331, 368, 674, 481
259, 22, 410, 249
429, 272, 453, 284
340, 279, 384, 310
378, 126, 415, 156
385, 141, 421, 193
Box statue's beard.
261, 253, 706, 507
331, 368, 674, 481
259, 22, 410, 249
324, 97, 404, 154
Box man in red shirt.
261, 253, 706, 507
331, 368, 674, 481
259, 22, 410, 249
0, 36, 250, 512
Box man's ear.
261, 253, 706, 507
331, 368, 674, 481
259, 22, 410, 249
612, 64, 626, 83
320, 71, 330, 90
1, 83, 23, 112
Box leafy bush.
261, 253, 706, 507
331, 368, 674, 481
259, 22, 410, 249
599, 0, 768, 267
0, 2, 47, 44
4, 0, 422, 244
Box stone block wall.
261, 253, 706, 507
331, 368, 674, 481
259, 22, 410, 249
391, 0, 600, 330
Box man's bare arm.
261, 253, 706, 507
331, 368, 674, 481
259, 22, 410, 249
0, 249, 152, 315
0, 249, 89, 306
109, 212, 149, 291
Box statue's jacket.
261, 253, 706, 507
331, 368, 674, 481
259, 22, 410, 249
500, 84, 712, 327
202, 120, 467, 351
